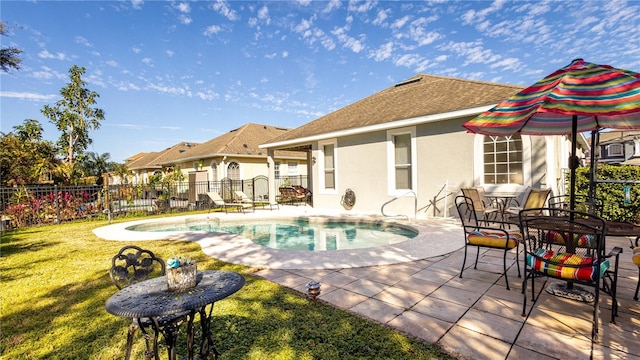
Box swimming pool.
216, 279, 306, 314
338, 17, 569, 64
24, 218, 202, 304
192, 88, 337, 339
126, 218, 418, 251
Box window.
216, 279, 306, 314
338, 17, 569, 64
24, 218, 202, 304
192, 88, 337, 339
607, 143, 623, 156
274, 161, 281, 179
394, 133, 412, 189
323, 144, 335, 189
387, 127, 416, 194
287, 162, 299, 175
483, 135, 523, 184
227, 162, 240, 180
210, 161, 218, 182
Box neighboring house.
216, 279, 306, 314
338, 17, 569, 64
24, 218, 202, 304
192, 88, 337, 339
260, 74, 585, 218
125, 142, 201, 184
159, 123, 307, 184
591, 130, 640, 166
123, 123, 308, 201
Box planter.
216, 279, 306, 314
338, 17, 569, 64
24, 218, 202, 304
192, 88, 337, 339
166, 264, 197, 291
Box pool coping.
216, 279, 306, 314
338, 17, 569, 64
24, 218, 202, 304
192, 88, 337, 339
92, 208, 464, 269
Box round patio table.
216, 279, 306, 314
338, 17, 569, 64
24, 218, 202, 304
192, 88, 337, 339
106, 270, 245, 360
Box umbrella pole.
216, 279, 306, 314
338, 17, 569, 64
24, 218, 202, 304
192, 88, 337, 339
569, 115, 578, 215
588, 130, 598, 207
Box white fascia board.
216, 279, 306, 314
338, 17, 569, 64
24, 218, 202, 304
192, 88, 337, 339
259, 105, 495, 149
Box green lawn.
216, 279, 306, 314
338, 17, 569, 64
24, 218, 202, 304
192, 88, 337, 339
0, 215, 455, 359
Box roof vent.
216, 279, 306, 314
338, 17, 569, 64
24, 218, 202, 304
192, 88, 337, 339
394, 77, 421, 87
243, 144, 248, 148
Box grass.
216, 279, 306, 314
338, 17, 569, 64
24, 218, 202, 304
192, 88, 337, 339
0, 214, 456, 360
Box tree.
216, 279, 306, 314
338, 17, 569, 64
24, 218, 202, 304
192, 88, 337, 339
0, 21, 22, 72
78, 151, 115, 185
41, 65, 105, 184
0, 119, 58, 186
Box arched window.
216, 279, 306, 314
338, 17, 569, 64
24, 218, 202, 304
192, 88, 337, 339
483, 135, 523, 185
227, 162, 240, 180
210, 161, 218, 182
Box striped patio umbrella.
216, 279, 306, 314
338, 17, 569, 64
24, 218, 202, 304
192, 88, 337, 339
463, 58, 640, 211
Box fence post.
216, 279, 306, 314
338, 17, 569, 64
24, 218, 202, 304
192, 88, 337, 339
55, 184, 60, 224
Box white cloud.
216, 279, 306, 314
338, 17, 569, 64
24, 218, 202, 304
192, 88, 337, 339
166, 50, 174, 57
391, 15, 410, 30
178, 15, 192, 25
282, 51, 289, 58
203, 25, 222, 36
132, 46, 142, 54
257, 5, 270, 24
297, 0, 312, 6
0, 91, 57, 101
106, 60, 118, 67
75, 36, 92, 47
323, 0, 342, 13
347, 0, 376, 13
211, 0, 239, 21
373, 8, 390, 26
175, 2, 190, 13
369, 41, 393, 61
131, 0, 143, 10
142, 57, 153, 65
38, 50, 67, 60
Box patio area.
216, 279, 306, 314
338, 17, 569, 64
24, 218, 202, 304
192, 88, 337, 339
254, 211, 640, 359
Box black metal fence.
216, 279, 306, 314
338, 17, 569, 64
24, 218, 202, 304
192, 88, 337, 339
1, 175, 308, 230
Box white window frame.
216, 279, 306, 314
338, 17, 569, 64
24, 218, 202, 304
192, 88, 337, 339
287, 161, 299, 176
318, 139, 338, 194
274, 161, 281, 179
387, 127, 417, 196
607, 143, 623, 156
474, 134, 532, 194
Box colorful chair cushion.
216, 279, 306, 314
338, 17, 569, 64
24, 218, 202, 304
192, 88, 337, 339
633, 247, 640, 266
545, 231, 597, 248
467, 230, 520, 249
526, 248, 609, 281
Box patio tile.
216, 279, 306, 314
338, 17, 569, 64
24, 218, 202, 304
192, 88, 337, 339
507, 345, 559, 360
439, 324, 512, 360
388, 310, 453, 344
350, 298, 405, 324
412, 267, 457, 285
254, 268, 290, 281
318, 288, 368, 310
456, 307, 523, 343
429, 285, 483, 307
393, 276, 441, 296
411, 296, 468, 323
348, 278, 389, 297
318, 271, 358, 288
267, 272, 312, 289
515, 322, 593, 359
472, 295, 528, 322
373, 286, 425, 308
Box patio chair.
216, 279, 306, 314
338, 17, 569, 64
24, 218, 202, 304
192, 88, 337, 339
278, 186, 306, 205
109, 245, 188, 360
460, 188, 501, 224
519, 208, 622, 341
206, 192, 249, 213
455, 195, 521, 290
235, 190, 278, 210
504, 188, 551, 217
233, 190, 256, 212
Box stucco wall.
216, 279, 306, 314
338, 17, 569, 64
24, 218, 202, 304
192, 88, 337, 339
309, 116, 554, 219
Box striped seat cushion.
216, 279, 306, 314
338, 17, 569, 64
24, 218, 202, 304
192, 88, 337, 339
467, 230, 520, 249
545, 231, 597, 248
526, 248, 609, 281
633, 247, 640, 267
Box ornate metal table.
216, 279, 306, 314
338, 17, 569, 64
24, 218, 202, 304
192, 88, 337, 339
106, 270, 245, 360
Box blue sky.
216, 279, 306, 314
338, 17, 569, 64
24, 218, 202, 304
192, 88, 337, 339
2, 0, 639, 162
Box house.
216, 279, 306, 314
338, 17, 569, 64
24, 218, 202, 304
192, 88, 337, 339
123, 123, 308, 202
260, 74, 583, 218
591, 130, 640, 166
125, 142, 201, 184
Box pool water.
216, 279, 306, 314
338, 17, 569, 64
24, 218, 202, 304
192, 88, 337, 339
127, 219, 417, 251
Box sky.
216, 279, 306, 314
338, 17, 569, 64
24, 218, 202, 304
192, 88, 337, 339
1, 0, 639, 163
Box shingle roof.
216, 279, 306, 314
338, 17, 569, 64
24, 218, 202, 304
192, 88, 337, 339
126, 142, 199, 170
162, 123, 304, 163
264, 74, 524, 145
598, 130, 640, 144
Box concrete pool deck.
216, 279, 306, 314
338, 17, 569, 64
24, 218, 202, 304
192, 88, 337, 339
93, 205, 640, 359
92, 205, 463, 269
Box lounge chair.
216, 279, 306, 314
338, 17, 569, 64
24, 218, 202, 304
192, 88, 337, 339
233, 191, 256, 212
206, 192, 250, 213
461, 188, 501, 225
504, 188, 551, 217
234, 190, 277, 210
278, 186, 306, 205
